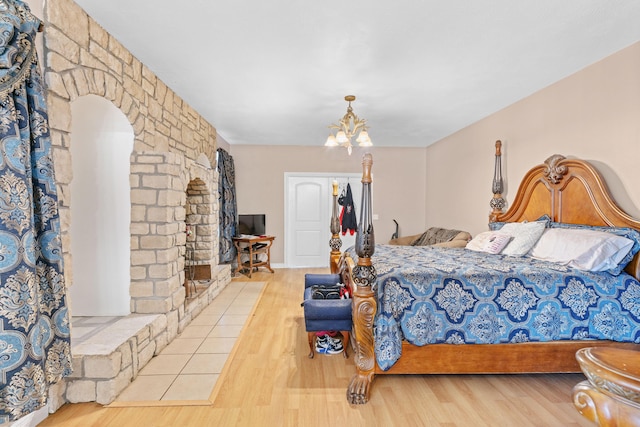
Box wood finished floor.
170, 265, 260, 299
40, 268, 592, 427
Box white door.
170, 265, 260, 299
286, 176, 328, 268
285, 173, 361, 268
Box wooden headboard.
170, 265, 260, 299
491, 152, 640, 280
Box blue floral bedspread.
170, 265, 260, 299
356, 245, 640, 371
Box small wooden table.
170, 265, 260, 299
573, 347, 640, 426
233, 235, 275, 277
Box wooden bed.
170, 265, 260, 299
338, 147, 640, 404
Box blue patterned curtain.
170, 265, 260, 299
0, 1, 71, 422
217, 148, 237, 264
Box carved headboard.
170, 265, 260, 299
490, 149, 640, 280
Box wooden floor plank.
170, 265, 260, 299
39, 268, 593, 426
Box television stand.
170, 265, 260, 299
232, 235, 275, 278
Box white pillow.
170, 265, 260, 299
530, 228, 634, 272
466, 231, 493, 252
499, 221, 547, 256
465, 232, 512, 254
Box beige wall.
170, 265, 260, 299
230, 145, 428, 264
232, 41, 640, 265
217, 133, 231, 152
426, 41, 640, 237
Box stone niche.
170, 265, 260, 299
41, 0, 232, 409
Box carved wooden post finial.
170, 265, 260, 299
329, 179, 342, 273
361, 153, 373, 184
490, 140, 506, 222
355, 154, 375, 264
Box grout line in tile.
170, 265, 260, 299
113, 281, 267, 404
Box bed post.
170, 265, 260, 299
347, 153, 377, 405
329, 179, 342, 273
489, 140, 506, 223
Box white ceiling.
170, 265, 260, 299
72, 1, 640, 148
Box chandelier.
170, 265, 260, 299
324, 95, 372, 155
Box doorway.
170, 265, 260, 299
285, 173, 361, 268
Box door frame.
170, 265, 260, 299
284, 172, 361, 268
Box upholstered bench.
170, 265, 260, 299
302, 273, 351, 359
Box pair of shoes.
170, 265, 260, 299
315, 334, 343, 354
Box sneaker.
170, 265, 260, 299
316, 341, 342, 355
315, 334, 343, 354
316, 334, 343, 348
315, 335, 328, 352
328, 336, 343, 349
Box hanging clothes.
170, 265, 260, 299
0, 1, 71, 422
338, 183, 357, 235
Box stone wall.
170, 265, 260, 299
41, 0, 230, 409
186, 178, 215, 265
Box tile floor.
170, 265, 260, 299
112, 280, 266, 403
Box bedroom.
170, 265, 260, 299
3, 0, 640, 425
230, 36, 640, 267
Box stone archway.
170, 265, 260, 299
42, 0, 231, 407
184, 178, 215, 299
69, 95, 133, 316
46, 36, 219, 326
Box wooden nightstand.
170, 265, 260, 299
573, 346, 640, 426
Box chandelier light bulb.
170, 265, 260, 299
325, 134, 338, 147
356, 130, 372, 146
335, 130, 348, 144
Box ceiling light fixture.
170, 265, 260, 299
325, 95, 372, 155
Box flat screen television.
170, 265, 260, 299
237, 214, 266, 236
